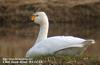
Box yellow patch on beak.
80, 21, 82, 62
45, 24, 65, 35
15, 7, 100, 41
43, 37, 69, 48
31, 16, 36, 21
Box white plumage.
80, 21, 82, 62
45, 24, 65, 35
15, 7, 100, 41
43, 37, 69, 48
26, 12, 95, 57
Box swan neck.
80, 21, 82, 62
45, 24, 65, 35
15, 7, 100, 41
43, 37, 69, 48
35, 21, 49, 43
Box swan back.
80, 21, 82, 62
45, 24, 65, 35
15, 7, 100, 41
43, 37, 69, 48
26, 36, 87, 57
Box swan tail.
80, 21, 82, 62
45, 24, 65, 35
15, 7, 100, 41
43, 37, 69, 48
86, 39, 95, 44
80, 39, 95, 48
82, 39, 95, 47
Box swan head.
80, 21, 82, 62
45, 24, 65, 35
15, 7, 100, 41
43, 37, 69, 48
31, 12, 48, 25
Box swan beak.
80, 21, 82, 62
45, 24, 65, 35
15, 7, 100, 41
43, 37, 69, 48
31, 15, 36, 22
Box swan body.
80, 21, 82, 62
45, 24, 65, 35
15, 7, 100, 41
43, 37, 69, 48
26, 12, 95, 57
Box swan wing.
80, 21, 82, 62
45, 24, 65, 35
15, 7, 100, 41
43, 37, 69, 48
54, 40, 94, 56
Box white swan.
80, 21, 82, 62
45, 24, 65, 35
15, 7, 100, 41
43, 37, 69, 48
26, 12, 95, 57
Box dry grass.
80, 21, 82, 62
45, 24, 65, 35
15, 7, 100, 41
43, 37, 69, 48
0, 55, 100, 65
0, 37, 32, 57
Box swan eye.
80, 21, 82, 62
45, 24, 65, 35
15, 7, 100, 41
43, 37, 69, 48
35, 15, 39, 17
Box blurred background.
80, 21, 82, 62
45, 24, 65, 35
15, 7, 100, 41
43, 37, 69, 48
0, 0, 100, 58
